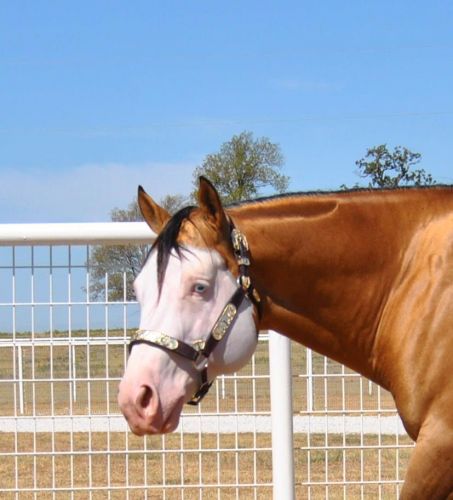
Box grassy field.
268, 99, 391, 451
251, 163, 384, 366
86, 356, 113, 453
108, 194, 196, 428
0, 431, 412, 499
0, 329, 397, 417
0, 330, 412, 498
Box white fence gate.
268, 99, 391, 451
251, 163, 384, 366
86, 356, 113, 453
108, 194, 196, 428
0, 222, 414, 499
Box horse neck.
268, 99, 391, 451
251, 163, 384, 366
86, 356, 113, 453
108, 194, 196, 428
228, 188, 450, 384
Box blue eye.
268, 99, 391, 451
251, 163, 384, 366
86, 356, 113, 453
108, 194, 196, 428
193, 283, 208, 294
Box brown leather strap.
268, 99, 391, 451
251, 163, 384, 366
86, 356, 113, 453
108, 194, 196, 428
128, 223, 260, 405
129, 330, 201, 362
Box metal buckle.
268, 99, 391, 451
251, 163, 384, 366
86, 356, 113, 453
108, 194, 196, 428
193, 352, 208, 371
237, 256, 250, 266
191, 340, 208, 370
192, 339, 206, 351
187, 378, 213, 406
231, 228, 249, 252
239, 275, 251, 291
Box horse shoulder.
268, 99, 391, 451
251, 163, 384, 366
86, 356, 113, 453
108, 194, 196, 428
373, 212, 453, 439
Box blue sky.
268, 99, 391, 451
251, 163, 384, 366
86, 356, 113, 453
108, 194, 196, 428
1, 1, 452, 223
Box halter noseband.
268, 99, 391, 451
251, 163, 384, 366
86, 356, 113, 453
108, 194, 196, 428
128, 223, 261, 406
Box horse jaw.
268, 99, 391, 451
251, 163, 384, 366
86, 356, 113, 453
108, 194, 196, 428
118, 246, 258, 435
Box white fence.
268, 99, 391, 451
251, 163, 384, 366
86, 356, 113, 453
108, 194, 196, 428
0, 222, 414, 499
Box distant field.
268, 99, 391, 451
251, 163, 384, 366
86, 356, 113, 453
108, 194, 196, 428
0, 330, 410, 498
0, 329, 397, 417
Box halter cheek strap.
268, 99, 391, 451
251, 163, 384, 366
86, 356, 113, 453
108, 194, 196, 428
128, 223, 261, 405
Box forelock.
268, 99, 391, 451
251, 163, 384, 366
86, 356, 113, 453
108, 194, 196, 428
151, 205, 197, 292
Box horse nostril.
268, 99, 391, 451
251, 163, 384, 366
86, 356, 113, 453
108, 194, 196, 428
137, 385, 153, 410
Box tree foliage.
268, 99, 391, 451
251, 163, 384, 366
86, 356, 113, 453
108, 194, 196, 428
192, 131, 289, 203
159, 194, 189, 215
355, 144, 435, 188
89, 195, 187, 301
90, 131, 289, 300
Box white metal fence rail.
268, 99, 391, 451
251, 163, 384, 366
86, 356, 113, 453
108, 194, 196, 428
0, 222, 414, 499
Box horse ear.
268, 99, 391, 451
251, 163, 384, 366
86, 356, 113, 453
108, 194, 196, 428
198, 176, 228, 229
138, 185, 171, 233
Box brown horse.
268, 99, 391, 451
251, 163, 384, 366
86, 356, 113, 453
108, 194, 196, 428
118, 178, 453, 499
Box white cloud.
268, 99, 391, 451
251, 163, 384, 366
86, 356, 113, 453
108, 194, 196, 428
0, 163, 194, 223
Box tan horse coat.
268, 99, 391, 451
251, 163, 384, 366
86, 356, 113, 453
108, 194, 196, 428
133, 181, 453, 498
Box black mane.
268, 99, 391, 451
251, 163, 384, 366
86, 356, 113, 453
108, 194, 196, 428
145, 184, 452, 291
226, 183, 452, 208
148, 205, 197, 292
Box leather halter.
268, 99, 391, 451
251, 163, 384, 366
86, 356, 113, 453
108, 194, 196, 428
128, 223, 261, 405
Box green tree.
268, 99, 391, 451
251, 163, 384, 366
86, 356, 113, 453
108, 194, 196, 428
88, 195, 187, 301
192, 131, 289, 203
355, 144, 435, 188
89, 131, 289, 300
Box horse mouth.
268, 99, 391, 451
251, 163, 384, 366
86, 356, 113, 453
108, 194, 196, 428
160, 397, 185, 433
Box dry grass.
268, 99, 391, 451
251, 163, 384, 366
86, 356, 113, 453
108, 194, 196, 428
0, 331, 412, 498
0, 333, 397, 417
0, 431, 412, 499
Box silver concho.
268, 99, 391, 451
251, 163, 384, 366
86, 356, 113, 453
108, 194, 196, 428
192, 339, 206, 352
212, 303, 237, 341
133, 330, 179, 350
231, 228, 249, 252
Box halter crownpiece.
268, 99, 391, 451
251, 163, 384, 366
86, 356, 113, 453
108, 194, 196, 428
128, 222, 260, 405
231, 227, 261, 306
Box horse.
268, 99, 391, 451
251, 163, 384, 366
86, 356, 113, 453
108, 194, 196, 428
118, 177, 453, 499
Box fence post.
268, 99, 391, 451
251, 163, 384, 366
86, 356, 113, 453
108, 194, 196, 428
268, 330, 295, 500
17, 344, 24, 414
307, 347, 313, 412
72, 343, 77, 402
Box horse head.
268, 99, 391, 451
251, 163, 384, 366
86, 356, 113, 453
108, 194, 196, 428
117, 177, 260, 435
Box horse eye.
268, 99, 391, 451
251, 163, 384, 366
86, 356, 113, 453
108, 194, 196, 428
193, 283, 208, 294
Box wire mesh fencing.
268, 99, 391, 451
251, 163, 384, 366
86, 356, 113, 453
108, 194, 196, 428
0, 235, 414, 499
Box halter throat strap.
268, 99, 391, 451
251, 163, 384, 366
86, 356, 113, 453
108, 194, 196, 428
128, 222, 260, 405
